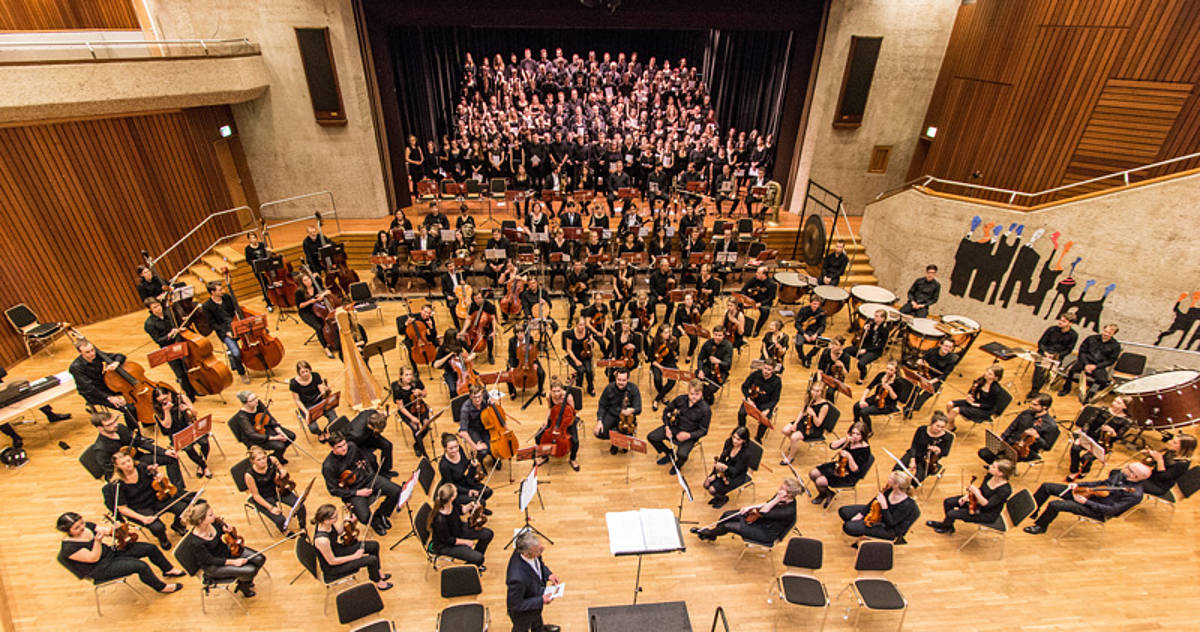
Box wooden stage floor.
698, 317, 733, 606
0, 280, 1194, 630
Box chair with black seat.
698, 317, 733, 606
349, 282, 383, 325
489, 177, 507, 201
295, 533, 364, 614
79, 444, 106, 480
440, 179, 457, 199
736, 497, 798, 568
417, 456, 437, 496
1126, 465, 1200, 526
413, 502, 464, 573
437, 565, 489, 632
336, 583, 393, 630
1090, 352, 1146, 401
4, 303, 69, 357
728, 440, 765, 501
769, 537, 829, 629
837, 540, 906, 630
957, 488, 1035, 559
229, 457, 275, 536
783, 406, 843, 457
464, 179, 483, 200
826, 452, 874, 508
173, 535, 247, 614
57, 557, 147, 616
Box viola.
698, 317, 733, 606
618, 388, 637, 435
966, 475, 980, 515
1072, 485, 1137, 499
404, 309, 436, 365
451, 353, 481, 396
467, 501, 488, 530
151, 471, 177, 501
540, 399, 575, 458
480, 400, 520, 460
621, 342, 637, 369
339, 511, 360, 546
874, 378, 890, 409
223, 269, 286, 372
274, 469, 296, 496
216, 518, 244, 556
253, 384, 275, 434
863, 486, 890, 527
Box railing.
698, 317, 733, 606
260, 191, 341, 248
874, 151, 1200, 208
0, 38, 259, 63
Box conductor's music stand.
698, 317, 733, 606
504, 463, 554, 549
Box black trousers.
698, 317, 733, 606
1068, 443, 1099, 476
646, 425, 698, 467
434, 525, 494, 566
707, 510, 777, 542
650, 364, 677, 403
346, 478, 402, 527
838, 504, 902, 540
852, 403, 895, 435
251, 493, 304, 533
1063, 362, 1110, 390
898, 302, 929, 318
90, 541, 174, 591
179, 436, 211, 471
737, 406, 773, 443
651, 294, 675, 323
252, 427, 297, 463
1033, 482, 1104, 528
299, 311, 333, 352
509, 607, 546, 632
403, 415, 431, 458
850, 348, 883, 379
568, 358, 594, 393
535, 423, 579, 461
204, 546, 264, 587
325, 540, 384, 582
166, 358, 198, 400
939, 496, 995, 528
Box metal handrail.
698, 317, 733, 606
260, 191, 340, 245
153, 206, 251, 268
0, 38, 251, 48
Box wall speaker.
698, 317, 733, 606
295, 27, 347, 125
833, 36, 883, 129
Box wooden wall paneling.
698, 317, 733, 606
0, 0, 139, 31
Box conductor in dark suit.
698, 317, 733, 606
506, 531, 562, 632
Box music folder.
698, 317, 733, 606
609, 431, 647, 454
605, 508, 685, 556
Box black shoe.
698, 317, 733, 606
380, 516, 392, 529
822, 492, 835, 509
711, 496, 729, 509
610, 446, 619, 455
372, 523, 387, 536
668, 467, 678, 475
482, 508, 493, 516
171, 522, 188, 536
278, 456, 289, 465
45, 411, 71, 423
1057, 389, 1070, 398
235, 583, 256, 598
1024, 525, 1047, 535
927, 520, 954, 534
651, 400, 659, 412
542, 625, 561, 632
477, 565, 486, 573
894, 536, 908, 545
383, 470, 399, 478
377, 582, 394, 591
656, 455, 671, 465
158, 538, 173, 551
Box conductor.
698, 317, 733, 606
506, 531, 562, 632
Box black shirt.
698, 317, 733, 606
247, 461, 282, 503
70, 351, 125, 406
794, 305, 826, 336
1037, 325, 1078, 357
859, 320, 892, 354
698, 339, 733, 382
908, 425, 953, 460
821, 252, 849, 281
202, 295, 241, 338
741, 277, 777, 307
1000, 409, 1059, 459
597, 382, 642, 424
289, 373, 326, 409
229, 404, 285, 447
144, 313, 181, 348
58, 523, 114, 579
1077, 334, 1121, 369
922, 348, 960, 380
906, 277, 941, 306
439, 455, 483, 498
321, 442, 377, 500
183, 530, 236, 570
102, 464, 159, 512
662, 394, 711, 439
741, 371, 781, 412
136, 275, 169, 302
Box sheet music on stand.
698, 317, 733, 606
172, 414, 213, 453
533, 232, 550, 243
519, 465, 539, 512
1076, 430, 1106, 462
984, 429, 1019, 463
439, 229, 457, 242
484, 248, 506, 260
170, 285, 195, 301
637, 226, 650, 239
715, 251, 738, 264
403, 230, 415, 241
605, 509, 685, 556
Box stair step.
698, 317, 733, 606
202, 254, 231, 274
214, 245, 244, 263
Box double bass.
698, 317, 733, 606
314, 212, 360, 299
68, 329, 174, 428
257, 223, 299, 309
224, 269, 286, 372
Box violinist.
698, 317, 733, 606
978, 393, 1057, 464
852, 360, 902, 434
695, 326, 733, 405
816, 336, 851, 388
617, 232, 644, 266
926, 460, 1013, 535
432, 330, 469, 395
793, 296, 827, 369
429, 483, 495, 570
201, 281, 250, 383
760, 319, 789, 372
399, 303, 439, 372
290, 360, 336, 436
92, 410, 184, 488
847, 309, 892, 384
742, 266, 777, 337
738, 361, 781, 443
582, 229, 607, 277
441, 260, 470, 330
648, 380, 710, 474
1067, 398, 1132, 482
581, 299, 610, 346
838, 471, 919, 545
946, 364, 1003, 429
243, 232, 276, 311
694, 263, 722, 314
612, 259, 635, 319
466, 290, 499, 365
135, 266, 171, 305
391, 367, 432, 459
702, 427, 754, 509
104, 450, 196, 549
564, 260, 592, 327
57, 511, 186, 594
897, 411, 954, 483
809, 422, 872, 508
672, 292, 703, 360
143, 299, 199, 400
721, 299, 747, 351
520, 279, 553, 325
388, 208, 413, 235
507, 323, 546, 399
648, 258, 676, 323
229, 390, 296, 464
902, 338, 959, 418
70, 341, 138, 432
595, 368, 642, 453
647, 326, 680, 411
370, 230, 401, 292
629, 292, 656, 337
562, 319, 596, 396
295, 271, 337, 359
439, 433, 494, 512
547, 228, 571, 290
1141, 434, 1196, 497
152, 386, 210, 479
179, 501, 265, 598
780, 382, 832, 466
347, 410, 396, 479
456, 384, 495, 465
321, 432, 402, 536
1023, 462, 1150, 535
691, 478, 803, 543
535, 379, 580, 470
312, 504, 393, 590
243, 445, 305, 534
409, 224, 441, 290
484, 232, 512, 285
606, 319, 642, 382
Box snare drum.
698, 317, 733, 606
1115, 370, 1200, 430
856, 303, 900, 330
940, 315, 981, 352
902, 318, 945, 361
774, 272, 808, 304
814, 285, 849, 319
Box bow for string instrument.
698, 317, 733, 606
467, 459, 503, 530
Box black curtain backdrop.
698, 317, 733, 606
389, 25, 794, 148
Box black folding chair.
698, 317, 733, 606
770, 537, 829, 629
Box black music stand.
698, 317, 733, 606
362, 336, 397, 402
387, 467, 423, 550
504, 462, 554, 549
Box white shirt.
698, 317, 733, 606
523, 555, 541, 579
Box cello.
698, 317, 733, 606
540, 394, 574, 458
402, 302, 436, 364
305, 269, 343, 353
463, 301, 492, 354
480, 398, 520, 461
499, 272, 525, 317
257, 221, 299, 309
223, 269, 285, 372
68, 329, 174, 428
142, 251, 231, 395
314, 212, 360, 299
511, 325, 540, 391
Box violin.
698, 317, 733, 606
966, 475, 980, 515
654, 338, 672, 364
618, 388, 637, 435
1071, 485, 1136, 499
874, 378, 891, 409
967, 376, 985, 404
480, 400, 520, 461
451, 352, 481, 396
540, 398, 575, 458
863, 486, 891, 527
339, 510, 360, 547
151, 468, 177, 501
634, 304, 652, 331
579, 334, 594, 360
620, 342, 637, 370
216, 517, 244, 556
274, 468, 296, 496
404, 307, 437, 365
1015, 431, 1038, 459
835, 452, 850, 478
105, 516, 139, 551
924, 443, 943, 476
743, 507, 762, 523
253, 384, 275, 434
590, 310, 606, 334
467, 501, 488, 530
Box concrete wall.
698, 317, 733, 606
145, 0, 389, 219
789, 0, 958, 217
861, 175, 1200, 369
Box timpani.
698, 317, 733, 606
848, 285, 898, 332
855, 303, 901, 331
939, 314, 981, 355
901, 318, 945, 368
774, 272, 808, 304
814, 285, 849, 319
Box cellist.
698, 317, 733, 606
506, 321, 545, 400
397, 303, 439, 372
295, 272, 337, 360
143, 299, 199, 400
69, 340, 139, 432
534, 379, 580, 471
466, 291, 498, 365
456, 384, 494, 466
201, 281, 250, 384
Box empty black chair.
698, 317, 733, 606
4, 303, 68, 356
336, 583, 390, 629
436, 565, 487, 632
771, 537, 829, 628
349, 282, 382, 324
839, 540, 906, 630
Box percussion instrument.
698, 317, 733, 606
813, 285, 849, 319
774, 272, 808, 304
1115, 370, 1200, 430
902, 318, 945, 365
848, 285, 898, 332
939, 315, 981, 353
855, 302, 901, 331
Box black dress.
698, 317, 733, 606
707, 438, 753, 497
817, 445, 871, 486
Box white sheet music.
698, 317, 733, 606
605, 508, 684, 556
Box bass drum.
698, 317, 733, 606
1115, 370, 1200, 430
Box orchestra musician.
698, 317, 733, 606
792, 296, 827, 368
388, 208, 413, 235
647, 379, 711, 474
695, 263, 722, 314
738, 361, 781, 443
229, 390, 297, 464
816, 336, 851, 396
648, 258, 676, 323
978, 393, 1057, 464
438, 432, 494, 512
1065, 398, 1134, 482
809, 422, 872, 508
408, 224, 441, 290
760, 319, 789, 371
56, 511, 186, 594
441, 260, 470, 330
507, 322, 547, 400
311, 504, 393, 591
580, 298, 610, 346
429, 483, 495, 570
898, 264, 940, 317
691, 478, 803, 543
780, 382, 833, 465
398, 303, 439, 372
852, 360, 902, 435
711, 226, 738, 281
1141, 434, 1196, 497
346, 410, 396, 479
143, 299, 199, 400
534, 379, 580, 470
713, 164, 737, 216
946, 365, 1004, 429
595, 367, 642, 453
370, 230, 401, 293
295, 271, 337, 359
179, 501, 265, 598
612, 258, 635, 319
547, 228, 572, 290
91, 410, 184, 489
898, 411, 955, 483
628, 292, 656, 337
302, 225, 328, 274
290, 360, 336, 436
432, 330, 469, 395
1023, 462, 1151, 535
604, 160, 632, 215
135, 266, 171, 305
742, 266, 778, 337
838, 471, 919, 545
701, 427, 754, 508
848, 308, 892, 384
201, 281, 250, 383
902, 338, 960, 419
647, 326, 680, 411
563, 319, 597, 396
520, 279, 554, 324
466, 290, 499, 364
695, 326, 733, 405
1058, 324, 1121, 403
104, 450, 196, 550
819, 241, 849, 288
243, 445, 305, 534
721, 300, 746, 350
391, 367, 432, 459
926, 460, 1013, 535
673, 292, 704, 360
1028, 312, 1078, 398
606, 319, 642, 382
582, 230, 606, 277
423, 201, 451, 232
70, 340, 139, 432
457, 384, 495, 466
483, 231, 512, 285
564, 260, 592, 327
321, 432, 401, 537
559, 201, 584, 228
152, 386, 210, 479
